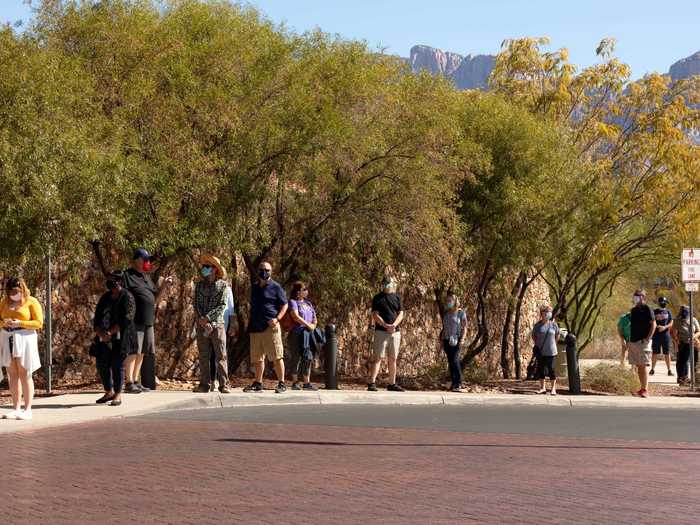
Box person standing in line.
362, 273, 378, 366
368, 278, 405, 392
0, 277, 43, 421
441, 293, 466, 392
651, 296, 674, 377
92, 271, 137, 406
628, 289, 656, 398
243, 261, 288, 394
122, 248, 172, 393
209, 283, 235, 391
531, 305, 560, 395
287, 281, 318, 391
617, 311, 631, 367
672, 305, 700, 385
193, 255, 230, 394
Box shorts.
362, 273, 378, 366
372, 330, 401, 360
250, 324, 284, 363
652, 332, 672, 355
628, 339, 652, 366
131, 325, 155, 355
537, 355, 557, 380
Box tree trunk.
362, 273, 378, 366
500, 273, 524, 379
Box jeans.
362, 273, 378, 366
96, 346, 125, 393
288, 331, 312, 379
442, 341, 462, 388
676, 342, 698, 380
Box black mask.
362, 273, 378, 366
258, 269, 271, 280
106, 280, 116, 291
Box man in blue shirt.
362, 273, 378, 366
651, 296, 674, 377
244, 261, 288, 393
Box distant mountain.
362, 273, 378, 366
669, 51, 700, 81
408, 45, 495, 90
407, 45, 700, 89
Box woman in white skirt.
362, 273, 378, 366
1, 277, 44, 420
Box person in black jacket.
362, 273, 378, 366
92, 271, 137, 406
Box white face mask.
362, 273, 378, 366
633, 296, 642, 305
9, 293, 21, 303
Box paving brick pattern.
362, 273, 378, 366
2, 419, 699, 524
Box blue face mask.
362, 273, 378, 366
446, 301, 455, 309
546, 312, 553, 321
201, 266, 213, 277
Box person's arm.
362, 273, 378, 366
290, 307, 311, 329
646, 312, 657, 341
19, 298, 44, 330
459, 311, 467, 344
392, 310, 405, 328
554, 322, 561, 343
271, 302, 288, 327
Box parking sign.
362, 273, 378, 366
682, 249, 700, 282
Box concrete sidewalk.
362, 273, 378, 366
2, 388, 700, 434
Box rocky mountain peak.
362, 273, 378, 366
409, 45, 496, 90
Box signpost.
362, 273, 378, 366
682, 249, 699, 390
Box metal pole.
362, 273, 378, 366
690, 291, 695, 391
565, 332, 581, 394
324, 324, 338, 390
45, 249, 52, 395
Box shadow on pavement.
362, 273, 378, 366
215, 437, 700, 451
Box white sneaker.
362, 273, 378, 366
2, 410, 20, 420
16, 409, 32, 421
550, 389, 558, 396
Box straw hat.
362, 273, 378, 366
199, 254, 226, 279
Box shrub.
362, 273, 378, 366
462, 363, 491, 385
583, 363, 639, 395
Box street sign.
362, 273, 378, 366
687, 282, 700, 292
682, 248, 700, 282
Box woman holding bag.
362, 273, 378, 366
0, 277, 44, 420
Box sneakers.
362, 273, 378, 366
536, 388, 547, 394
109, 399, 122, 406
16, 409, 32, 421
450, 386, 461, 393
2, 410, 20, 420
219, 386, 231, 394
135, 383, 150, 392
367, 383, 378, 392
243, 381, 263, 393
303, 383, 317, 391
635, 388, 649, 398
649, 369, 655, 376
96, 393, 114, 404
292, 382, 302, 391
387, 384, 405, 392
550, 389, 557, 396
209, 383, 217, 392
275, 382, 287, 394
125, 382, 142, 394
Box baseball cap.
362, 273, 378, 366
132, 248, 151, 261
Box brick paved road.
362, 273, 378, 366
3, 414, 700, 525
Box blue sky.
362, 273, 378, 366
2, 0, 698, 77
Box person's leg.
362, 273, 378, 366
637, 364, 648, 391
288, 333, 301, 384
197, 330, 212, 390
123, 354, 136, 383
369, 359, 382, 384
664, 335, 672, 374
677, 343, 689, 381
547, 357, 557, 393
209, 341, 217, 386
111, 352, 125, 402
96, 351, 113, 394
651, 348, 658, 373
387, 332, 401, 386
213, 326, 229, 388
248, 333, 265, 385
620, 342, 627, 367
7, 359, 20, 411
536, 356, 546, 392
273, 358, 285, 383
369, 331, 387, 385
253, 361, 264, 383
443, 342, 459, 389
17, 361, 33, 411
269, 325, 285, 384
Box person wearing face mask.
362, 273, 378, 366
287, 281, 318, 390
531, 305, 560, 395
441, 293, 467, 392
244, 261, 288, 393
650, 296, 674, 377
193, 255, 230, 393
628, 289, 656, 398
368, 277, 405, 392
672, 306, 700, 385
92, 272, 136, 406
0, 277, 43, 420
122, 248, 172, 393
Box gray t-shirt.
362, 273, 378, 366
532, 321, 560, 357
442, 310, 466, 341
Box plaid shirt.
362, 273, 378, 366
194, 279, 228, 325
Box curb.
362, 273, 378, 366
150, 391, 700, 413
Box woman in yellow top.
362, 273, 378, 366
0, 277, 44, 420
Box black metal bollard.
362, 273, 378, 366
140, 353, 157, 390
324, 324, 338, 390
565, 333, 581, 395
